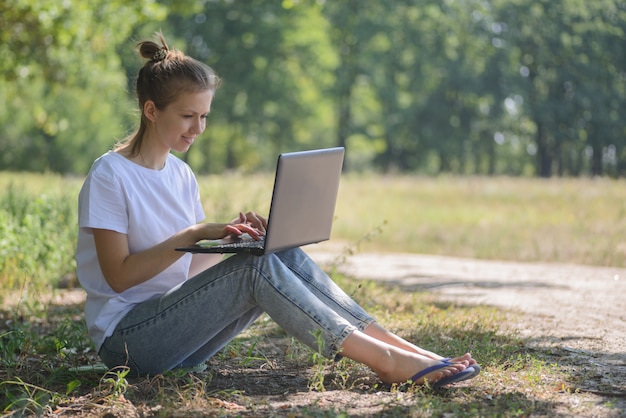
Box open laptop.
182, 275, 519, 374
176, 147, 345, 255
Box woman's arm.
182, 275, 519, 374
94, 213, 266, 293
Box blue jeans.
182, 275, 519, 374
99, 248, 374, 376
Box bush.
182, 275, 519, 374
0, 179, 78, 297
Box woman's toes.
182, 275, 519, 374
446, 353, 475, 366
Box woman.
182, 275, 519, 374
76, 33, 480, 387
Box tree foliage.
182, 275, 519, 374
0, 0, 165, 173
2, 0, 625, 177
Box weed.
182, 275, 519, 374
327, 357, 364, 390
240, 340, 269, 367
100, 367, 130, 397
0, 326, 30, 368
49, 318, 94, 361
308, 329, 330, 392
285, 336, 309, 362
218, 338, 271, 368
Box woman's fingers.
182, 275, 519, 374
224, 222, 264, 240
245, 211, 267, 232
234, 211, 267, 232
226, 211, 267, 240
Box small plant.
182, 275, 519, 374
327, 355, 356, 390
241, 340, 270, 367
50, 318, 94, 362
218, 338, 270, 368
0, 326, 30, 368
308, 329, 330, 392
329, 220, 388, 272
100, 367, 130, 397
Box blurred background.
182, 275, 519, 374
2, 0, 625, 177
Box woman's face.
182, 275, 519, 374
151, 89, 213, 153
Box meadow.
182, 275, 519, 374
200, 173, 626, 265
2, 172, 625, 298
1, 172, 625, 416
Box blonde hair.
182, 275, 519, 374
118, 32, 221, 156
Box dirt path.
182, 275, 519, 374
310, 250, 626, 405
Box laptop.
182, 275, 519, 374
176, 147, 345, 255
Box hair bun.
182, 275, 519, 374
137, 32, 170, 62
152, 48, 168, 62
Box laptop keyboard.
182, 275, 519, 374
217, 237, 265, 249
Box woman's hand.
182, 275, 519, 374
225, 211, 267, 240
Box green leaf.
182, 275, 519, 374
65, 379, 81, 395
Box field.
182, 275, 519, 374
1, 172, 625, 416
203, 173, 626, 266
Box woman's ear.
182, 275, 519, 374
144, 100, 157, 123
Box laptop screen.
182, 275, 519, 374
263, 147, 345, 253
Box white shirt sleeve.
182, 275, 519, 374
79, 166, 129, 234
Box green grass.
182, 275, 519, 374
0, 173, 81, 301
332, 174, 626, 266
196, 173, 626, 267
1, 172, 625, 416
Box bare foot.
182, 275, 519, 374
374, 351, 467, 385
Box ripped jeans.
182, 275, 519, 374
98, 248, 375, 376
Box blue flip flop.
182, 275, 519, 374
409, 362, 452, 385
442, 358, 481, 382
409, 362, 476, 388
431, 366, 477, 389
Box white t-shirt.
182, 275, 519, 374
76, 151, 205, 351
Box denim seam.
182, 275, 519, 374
281, 257, 372, 326
254, 262, 347, 358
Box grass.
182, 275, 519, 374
0, 274, 596, 417
1, 172, 626, 416
332, 174, 626, 266
195, 173, 626, 266
0, 173, 81, 302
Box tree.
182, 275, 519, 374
0, 0, 165, 173
493, 0, 626, 177
2, 0, 626, 176
166, 0, 336, 174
